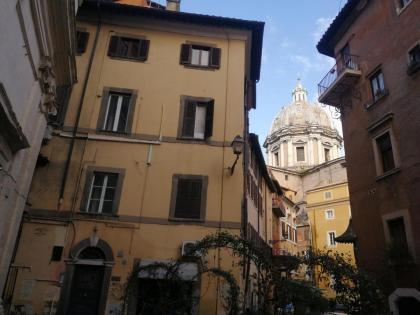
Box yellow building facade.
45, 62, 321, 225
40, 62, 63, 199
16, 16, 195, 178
6, 1, 264, 314
306, 182, 355, 297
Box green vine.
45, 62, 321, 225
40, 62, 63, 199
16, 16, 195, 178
120, 232, 387, 315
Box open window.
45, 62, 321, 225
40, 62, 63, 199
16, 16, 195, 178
179, 97, 214, 140
98, 87, 137, 135
180, 43, 221, 69
81, 167, 125, 215
108, 35, 150, 61
369, 69, 388, 102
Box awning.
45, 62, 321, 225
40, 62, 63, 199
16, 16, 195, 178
138, 259, 198, 281
335, 219, 357, 244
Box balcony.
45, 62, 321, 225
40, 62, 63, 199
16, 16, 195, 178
318, 54, 361, 107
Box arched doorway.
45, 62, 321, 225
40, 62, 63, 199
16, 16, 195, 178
389, 288, 420, 315
58, 239, 114, 315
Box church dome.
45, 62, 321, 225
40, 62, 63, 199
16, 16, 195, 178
269, 80, 333, 135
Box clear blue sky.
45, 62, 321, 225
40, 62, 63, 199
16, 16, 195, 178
164, 0, 345, 143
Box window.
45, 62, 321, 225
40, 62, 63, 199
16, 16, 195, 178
327, 231, 336, 247
324, 191, 332, 199
296, 146, 305, 162
324, 148, 330, 162
274, 152, 279, 166
108, 35, 150, 61
179, 97, 214, 140
180, 44, 221, 69
370, 70, 386, 101
285, 174, 288, 181
76, 31, 89, 54
170, 175, 208, 221
325, 209, 334, 220
388, 217, 408, 248
86, 172, 118, 214
51, 246, 64, 261
399, 0, 411, 9
81, 167, 125, 214
375, 132, 395, 173
408, 44, 420, 75
98, 88, 137, 134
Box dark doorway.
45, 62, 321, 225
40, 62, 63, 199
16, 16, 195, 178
398, 297, 420, 315
67, 265, 105, 315
136, 278, 194, 315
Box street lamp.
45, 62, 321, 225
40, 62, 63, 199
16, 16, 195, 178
228, 135, 244, 175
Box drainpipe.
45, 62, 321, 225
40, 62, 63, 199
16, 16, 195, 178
58, 1, 102, 209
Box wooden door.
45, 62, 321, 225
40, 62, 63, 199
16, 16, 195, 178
67, 265, 105, 315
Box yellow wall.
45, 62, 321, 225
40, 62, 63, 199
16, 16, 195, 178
307, 182, 354, 297
13, 16, 251, 315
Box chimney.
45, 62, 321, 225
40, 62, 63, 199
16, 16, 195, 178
166, 0, 180, 11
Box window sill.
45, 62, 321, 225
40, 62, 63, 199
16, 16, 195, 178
78, 211, 118, 218
365, 89, 389, 110
109, 56, 147, 63
396, 0, 413, 16
183, 64, 219, 71
168, 217, 205, 223
177, 137, 211, 144
376, 167, 401, 181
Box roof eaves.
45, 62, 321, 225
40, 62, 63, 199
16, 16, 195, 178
316, 0, 362, 57
79, 0, 264, 80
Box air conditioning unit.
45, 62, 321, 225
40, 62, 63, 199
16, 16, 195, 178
181, 241, 197, 257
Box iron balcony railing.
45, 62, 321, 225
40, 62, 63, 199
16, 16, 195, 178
318, 54, 360, 97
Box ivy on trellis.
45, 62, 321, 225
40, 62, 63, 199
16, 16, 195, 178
120, 232, 387, 315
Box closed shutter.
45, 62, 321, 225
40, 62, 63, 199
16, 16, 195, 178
76, 31, 89, 54
108, 36, 120, 57
180, 44, 192, 65
182, 100, 196, 137
204, 100, 214, 138
210, 47, 221, 69
174, 179, 202, 219
139, 39, 150, 61
296, 146, 305, 162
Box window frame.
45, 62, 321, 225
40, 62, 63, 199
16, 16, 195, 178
169, 174, 208, 222
324, 147, 331, 162
97, 87, 137, 135
325, 209, 335, 220
295, 146, 306, 162
81, 166, 125, 215
180, 42, 221, 70
76, 30, 89, 55
372, 128, 400, 178
407, 41, 420, 75
178, 96, 214, 141
327, 231, 337, 247
369, 69, 387, 102
108, 34, 150, 62
324, 191, 333, 200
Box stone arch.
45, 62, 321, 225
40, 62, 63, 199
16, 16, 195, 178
58, 238, 115, 315
70, 238, 114, 261
389, 288, 420, 315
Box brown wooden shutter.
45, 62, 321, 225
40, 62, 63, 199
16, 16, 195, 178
174, 179, 202, 219
108, 36, 119, 57
76, 31, 89, 54
180, 44, 192, 65
204, 100, 214, 139
182, 100, 196, 137
139, 39, 150, 61
210, 47, 221, 69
